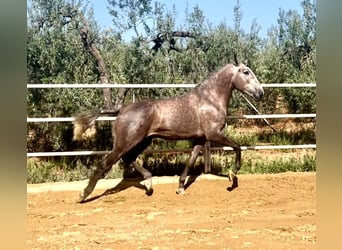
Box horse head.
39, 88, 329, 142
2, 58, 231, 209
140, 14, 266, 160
232, 63, 264, 102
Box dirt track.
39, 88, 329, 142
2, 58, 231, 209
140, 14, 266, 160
27, 172, 316, 249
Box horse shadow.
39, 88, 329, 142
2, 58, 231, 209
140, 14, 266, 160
80, 177, 147, 203
80, 171, 238, 203
190, 172, 239, 192
80, 174, 201, 203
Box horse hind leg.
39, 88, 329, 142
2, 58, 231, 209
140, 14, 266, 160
78, 149, 122, 203
122, 136, 154, 195
176, 143, 204, 194
133, 164, 153, 196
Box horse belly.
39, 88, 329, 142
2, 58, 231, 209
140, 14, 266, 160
150, 109, 203, 140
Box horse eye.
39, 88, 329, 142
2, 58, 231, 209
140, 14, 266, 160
243, 70, 250, 75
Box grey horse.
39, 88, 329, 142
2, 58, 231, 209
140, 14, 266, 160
73, 62, 264, 202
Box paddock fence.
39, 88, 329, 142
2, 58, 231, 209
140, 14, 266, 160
27, 83, 316, 172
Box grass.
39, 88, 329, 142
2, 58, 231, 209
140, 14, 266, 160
226, 126, 316, 146
27, 158, 123, 184
27, 151, 316, 184
27, 159, 88, 184
237, 154, 315, 174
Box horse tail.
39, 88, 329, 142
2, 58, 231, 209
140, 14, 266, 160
72, 108, 120, 141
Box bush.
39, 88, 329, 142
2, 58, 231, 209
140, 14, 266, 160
27, 151, 315, 184
240, 155, 316, 174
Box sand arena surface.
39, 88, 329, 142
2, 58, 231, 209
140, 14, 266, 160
27, 172, 316, 249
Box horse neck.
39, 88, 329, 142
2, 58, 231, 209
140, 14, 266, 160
196, 65, 234, 109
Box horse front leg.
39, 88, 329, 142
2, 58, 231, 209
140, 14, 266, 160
227, 145, 240, 191
206, 132, 240, 191
176, 144, 204, 194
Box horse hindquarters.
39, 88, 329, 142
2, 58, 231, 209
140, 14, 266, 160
79, 106, 155, 202
114, 105, 156, 193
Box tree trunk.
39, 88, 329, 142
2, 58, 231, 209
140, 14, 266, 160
78, 15, 128, 111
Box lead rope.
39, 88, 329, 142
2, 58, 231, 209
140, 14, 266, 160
239, 93, 278, 133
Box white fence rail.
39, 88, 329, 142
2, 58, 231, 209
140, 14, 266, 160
27, 113, 316, 123
27, 83, 316, 158
27, 144, 317, 158
27, 83, 316, 89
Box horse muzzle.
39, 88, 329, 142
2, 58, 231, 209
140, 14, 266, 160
253, 88, 264, 102
244, 84, 264, 102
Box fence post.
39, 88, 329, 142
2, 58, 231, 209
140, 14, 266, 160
204, 141, 211, 173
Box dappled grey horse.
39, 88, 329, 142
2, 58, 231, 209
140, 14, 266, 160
73, 62, 264, 202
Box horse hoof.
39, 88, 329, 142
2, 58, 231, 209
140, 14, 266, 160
145, 188, 154, 196
176, 188, 185, 195
78, 188, 92, 203
227, 184, 238, 192
227, 175, 238, 192
143, 178, 153, 196
78, 192, 86, 203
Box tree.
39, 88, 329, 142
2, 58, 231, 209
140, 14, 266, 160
107, 0, 153, 38
27, 0, 129, 155
27, 0, 99, 153
257, 0, 316, 114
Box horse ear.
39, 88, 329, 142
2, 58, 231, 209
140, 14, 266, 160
233, 53, 239, 66
243, 59, 249, 67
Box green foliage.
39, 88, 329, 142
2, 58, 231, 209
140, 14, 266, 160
107, 0, 153, 37
240, 155, 316, 174
27, 159, 89, 183
256, 128, 315, 145
27, 157, 123, 183
27, 152, 315, 183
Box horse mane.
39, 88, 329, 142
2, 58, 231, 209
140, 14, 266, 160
195, 64, 232, 89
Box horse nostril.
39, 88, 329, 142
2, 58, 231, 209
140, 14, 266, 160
254, 89, 264, 101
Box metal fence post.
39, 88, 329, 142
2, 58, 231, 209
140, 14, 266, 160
204, 141, 211, 173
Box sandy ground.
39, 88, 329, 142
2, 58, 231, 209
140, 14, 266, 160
27, 172, 316, 249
